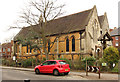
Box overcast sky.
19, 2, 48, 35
0, 0, 119, 43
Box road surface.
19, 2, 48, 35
2, 69, 87, 80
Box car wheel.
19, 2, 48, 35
35, 69, 40, 74
53, 69, 59, 76
64, 72, 69, 75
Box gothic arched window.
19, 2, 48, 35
66, 38, 69, 52
72, 37, 75, 51
30, 45, 32, 53
27, 44, 28, 53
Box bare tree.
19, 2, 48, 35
15, 0, 65, 60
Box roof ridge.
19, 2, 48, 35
52, 8, 93, 21
98, 15, 105, 28
83, 6, 95, 27
14, 6, 98, 41
110, 28, 119, 36
98, 15, 104, 17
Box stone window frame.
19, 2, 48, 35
65, 37, 69, 52
71, 36, 75, 52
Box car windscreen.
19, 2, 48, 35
59, 61, 67, 64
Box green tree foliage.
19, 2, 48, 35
118, 46, 120, 55
82, 56, 96, 68
103, 46, 119, 69
57, 58, 72, 68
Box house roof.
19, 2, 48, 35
14, 25, 40, 41
98, 15, 104, 28
14, 8, 93, 41
118, 27, 120, 35
44, 8, 93, 35
2, 42, 12, 48
98, 32, 113, 41
2, 43, 6, 48
110, 27, 120, 36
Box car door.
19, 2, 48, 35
39, 61, 49, 73
42, 61, 56, 73
47, 61, 56, 73
39, 61, 56, 73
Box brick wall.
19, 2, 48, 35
112, 36, 119, 48
15, 32, 91, 60
118, 36, 120, 54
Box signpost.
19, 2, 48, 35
86, 60, 101, 79
13, 56, 17, 67
87, 66, 100, 72
86, 65, 100, 79
102, 63, 107, 66
13, 56, 16, 61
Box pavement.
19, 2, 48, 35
0, 66, 119, 80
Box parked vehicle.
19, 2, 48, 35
34, 60, 70, 76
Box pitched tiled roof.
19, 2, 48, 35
118, 27, 120, 35
110, 27, 120, 36
98, 15, 104, 28
45, 9, 92, 35
2, 42, 12, 48
14, 7, 93, 41
98, 32, 113, 41
14, 25, 40, 40
2, 43, 6, 48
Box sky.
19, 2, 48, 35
0, 0, 119, 43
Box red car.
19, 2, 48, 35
34, 60, 70, 75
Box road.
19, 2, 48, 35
2, 69, 87, 80
2, 68, 119, 81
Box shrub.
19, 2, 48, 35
2, 57, 47, 68
73, 60, 85, 70
82, 56, 96, 65
10, 62, 16, 67
41, 57, 46, 63
57, 57, 96, 70
73, 64, 80, 70
2, 59, 9, 66
21, 59, 32, 68
2, 59, 16, 67
20, 58, 45, 68
82, 56, 96, 70
103, 46, 119, 70
57, 58, 72, 68
111, 63, 118, 72
98, 58, 109, 72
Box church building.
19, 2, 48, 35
13, 5, 112, 60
